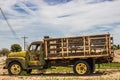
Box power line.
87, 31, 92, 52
0, 8, 20, 42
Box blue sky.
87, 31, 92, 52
0, 0, 120, 49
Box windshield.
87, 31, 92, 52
29, 44, 41, 51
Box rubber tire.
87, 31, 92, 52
89, 60, 95, 74
8, 62, 23, 75
73, 60, 91, 76
90, 63, 95, 74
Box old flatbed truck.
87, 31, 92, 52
4, 34, 114, 75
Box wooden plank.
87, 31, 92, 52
61, 39, 64, 57
44, 54, 109, 60
106, 35, 109, 55
109, 35, 111, 55
44, 34, 110, 41
66, 38, 69, 56
83, 37, 86, 56
88, 36, 91, 55
45, 40, 48, 58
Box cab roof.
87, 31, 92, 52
31, 41, 43, 45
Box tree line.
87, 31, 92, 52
111, 44, 120, 50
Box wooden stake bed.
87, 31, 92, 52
44, 34, 113, 60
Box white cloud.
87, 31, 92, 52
0, 0, 120, 49
38, 0, 120, 25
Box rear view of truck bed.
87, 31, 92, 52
44, 34, 113, 60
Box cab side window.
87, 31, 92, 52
30, 44, 41, 51
30, 45, 36, 51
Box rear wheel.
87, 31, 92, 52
90, 63, 95, 74
89, 59, 95, 74
73, 60, 91, 75
8, 62, 22, 75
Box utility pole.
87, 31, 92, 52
22, 36, 28, 51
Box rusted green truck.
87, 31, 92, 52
4, 34, 114, 75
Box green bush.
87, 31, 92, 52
96, 62, 120, 69
11, 44, 22, 52
20, 71, 30, 76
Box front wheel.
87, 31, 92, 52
73, 60, 91, 75
8, 62, 23, 75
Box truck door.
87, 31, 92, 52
28, 44, 45, 66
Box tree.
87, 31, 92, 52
111, 45, 117, 50
11, 44, 22, 52
0, 50, 1, 56
0, 48, 10, 56
117, 45, 120, 49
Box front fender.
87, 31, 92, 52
5, 57, 27, 69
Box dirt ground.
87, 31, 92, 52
0, 65, 120, 80
0, 50, 120, 80
0, 68, 120, 80
113, 50, 120, 62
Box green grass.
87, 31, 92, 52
23, 62, 120, 80
30, 62, 120, 76
20, 71, 30, 76
95, 62, 120, 69
46, 66, 72, 73
45, 62, 120, 73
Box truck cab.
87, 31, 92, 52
4, 41, 45, 75
28, 41, 45, 66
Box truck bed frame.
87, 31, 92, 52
44, 34, 113, 60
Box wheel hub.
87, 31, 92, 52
10, 64, 21, 75
76, 63, 87, 74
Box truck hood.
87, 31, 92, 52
8, 51, 27, 57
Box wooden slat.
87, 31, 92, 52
106, 35, 109, 55
45, 41, 48, 58
44, 34, 109, 41
61, 39, 64, 57
88, 36, 91, 55
44, 54, 109, 60
66, 38, 69, 56
83, 37, 86, 56
109, 36, 111, 55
